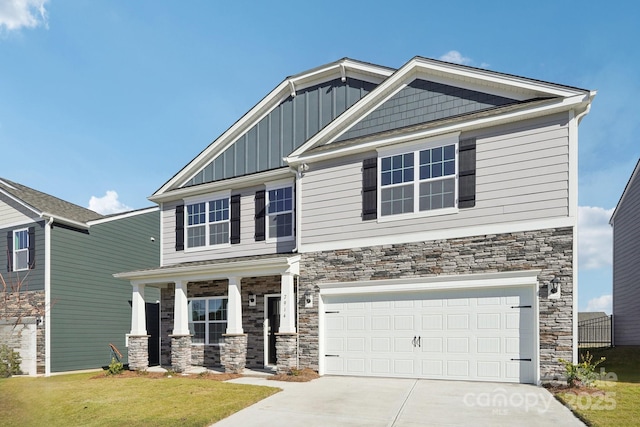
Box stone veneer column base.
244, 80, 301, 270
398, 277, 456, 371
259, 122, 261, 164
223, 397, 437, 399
128, 335, 149, 371
170, 334, 192, 373
221, 334, 247, 373
275, 333, 298, 374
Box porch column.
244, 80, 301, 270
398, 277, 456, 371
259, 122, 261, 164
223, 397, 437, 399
221, 276, 247, 373
226, 276, 243, 334
130, 284, 147, 335
170, 280, 191, 372
128, 283, 149, 371
279, 273, 296, 333
172, 280, 189, 335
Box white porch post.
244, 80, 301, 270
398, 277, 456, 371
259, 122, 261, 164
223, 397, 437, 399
173, 280, 190, 335
130, 283, 147, 335
279, 273, 296, 333
226, 276, 243, 334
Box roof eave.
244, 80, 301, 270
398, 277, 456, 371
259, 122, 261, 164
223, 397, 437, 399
610, 158, 640, 225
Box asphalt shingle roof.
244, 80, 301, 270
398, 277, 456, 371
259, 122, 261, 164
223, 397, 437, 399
0, 177, 103, 224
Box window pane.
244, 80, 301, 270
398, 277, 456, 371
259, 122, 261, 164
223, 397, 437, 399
208, 322, 227, 344
268, 187, 293, 214
187, 225, 206, 248
14, 230, 28, 250
269, 213, 292, 238
187, 203, 206, 226
191, 300, 206, 321
381, 185, 414, 216
444, 144, 455, 160
419, 178, 455, 211
419, 144, 455, 181
381, 154, 414, 186
381, 157, 391, 171
208, 298, 227, 321
209, 222, 229, 245
209, 199, 229, 223
191, 323, 205, 344
15, 250, 28, 270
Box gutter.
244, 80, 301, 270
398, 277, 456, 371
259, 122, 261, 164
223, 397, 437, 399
40, 212, 90, 230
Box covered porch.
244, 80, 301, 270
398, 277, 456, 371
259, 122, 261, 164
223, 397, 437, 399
114, 254, 300, 374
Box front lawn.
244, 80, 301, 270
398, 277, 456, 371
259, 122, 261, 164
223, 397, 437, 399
554, 346, 640, 427
0, 371, 279, 427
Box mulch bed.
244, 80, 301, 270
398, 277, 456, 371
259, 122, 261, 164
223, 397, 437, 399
92, 370, 242, 381
267, 368, 320, 382
543, 383, 607, 396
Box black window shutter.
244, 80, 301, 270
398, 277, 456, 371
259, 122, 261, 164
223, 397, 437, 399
255, 190, 266, 241
175, 204, 185, 251
230, 195, 241, 244
28, 227, 35, 269
458, 138, 476, 209
6, 231, 12, 272
362, 157, 377, 220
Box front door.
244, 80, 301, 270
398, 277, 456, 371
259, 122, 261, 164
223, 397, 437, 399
266, 296, 281, 365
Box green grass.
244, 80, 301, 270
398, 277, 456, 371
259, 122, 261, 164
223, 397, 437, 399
0, 372, 280, 427
556, 346, 640, 427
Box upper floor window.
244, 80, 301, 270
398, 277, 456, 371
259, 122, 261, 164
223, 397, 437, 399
189, 297, 227, 345
186, 196, 229, 249
13, 228, 29, 271
266, 186, 293, 240
379, 142, 457, 217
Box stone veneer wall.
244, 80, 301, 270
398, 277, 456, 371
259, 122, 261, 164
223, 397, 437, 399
297, 227, 574, 382
0, 290, 46, 374
160, 276, 281, 368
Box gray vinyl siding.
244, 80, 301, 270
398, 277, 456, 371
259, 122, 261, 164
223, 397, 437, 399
301, 113, 570, 244
612, 169, 640, 345
49, 211, 160, 372
184, 78, 377, 187
337, 78, 517, 142
0, 195, 36, 228
0, 220, 45, 291
162, 186, 295, 266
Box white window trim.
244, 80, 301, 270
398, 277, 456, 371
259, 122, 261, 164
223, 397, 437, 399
188, 296, 228, 346
265, 179, 295, 243
183, 190, 232, 252
13, 228, 29, 272
377, 134, 460, 223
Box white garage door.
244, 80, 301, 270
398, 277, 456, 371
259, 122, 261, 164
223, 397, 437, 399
323, 286, 535, 383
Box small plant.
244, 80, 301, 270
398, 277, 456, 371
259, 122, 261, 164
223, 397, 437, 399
0, 344, 22, 377
559, 351, 606, 387
164, 369, 176, 377
106, 357, 124, 376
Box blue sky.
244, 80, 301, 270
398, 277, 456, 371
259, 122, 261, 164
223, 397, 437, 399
2, 1, 639, 314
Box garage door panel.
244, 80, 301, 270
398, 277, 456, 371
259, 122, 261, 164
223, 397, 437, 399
323, 286, 535, 383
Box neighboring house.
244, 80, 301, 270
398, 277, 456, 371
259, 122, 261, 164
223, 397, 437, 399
116, 56, 595, 385
0, 178, 159, 375
610, 158, 640, 345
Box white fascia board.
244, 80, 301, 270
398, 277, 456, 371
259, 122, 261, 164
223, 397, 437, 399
0, 188, 42, 218
149, 168, 293, 203
301, 217, 576, 254
114, 255, 301, 285
319, 270, 541, 295
610, 158, 640, 225
39, 212, 89, 230
289, 94, 589, 165
86, 206, 159, 226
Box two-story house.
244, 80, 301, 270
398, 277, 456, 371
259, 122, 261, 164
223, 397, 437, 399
0, 178, 159, 375
116, 57, 595, 384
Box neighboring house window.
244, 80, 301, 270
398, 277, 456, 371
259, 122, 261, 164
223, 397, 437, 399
185, 197, 229, 248
379, 143, 457, 217
13, 229, 29, 271
266, 186, 293, 239
189, 297, 228, 345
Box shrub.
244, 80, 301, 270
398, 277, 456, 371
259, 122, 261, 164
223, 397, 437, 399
559, 351, 606, 387
106, 357, 124, 376
0, 344, 22, 378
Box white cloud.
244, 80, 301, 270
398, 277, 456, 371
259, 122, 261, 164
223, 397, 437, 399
585, 294, 612, 314
88, 191, 132, 215
578, 205, 614, 269
439, 50, 472, 65
0, 0, 48, 32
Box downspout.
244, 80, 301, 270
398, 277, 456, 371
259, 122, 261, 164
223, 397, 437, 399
43, 216, 54, 376
291, 163, 308, 253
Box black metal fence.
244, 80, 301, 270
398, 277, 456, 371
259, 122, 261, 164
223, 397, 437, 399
578, 314, 613, 348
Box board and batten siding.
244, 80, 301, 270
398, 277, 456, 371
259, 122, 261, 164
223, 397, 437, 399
0, 220, 46, 292
612, 167, 640, 345
301, 113, 571, 245
49, 211, 160, 372
162, 185, 295, 266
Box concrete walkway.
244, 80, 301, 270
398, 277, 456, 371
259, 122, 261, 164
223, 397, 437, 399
214, 376, 585, 426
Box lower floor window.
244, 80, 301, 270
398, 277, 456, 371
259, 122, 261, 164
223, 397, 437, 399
189, 297, 228, 344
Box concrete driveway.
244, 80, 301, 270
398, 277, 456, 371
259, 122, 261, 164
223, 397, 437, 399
214, 376, 584, 426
